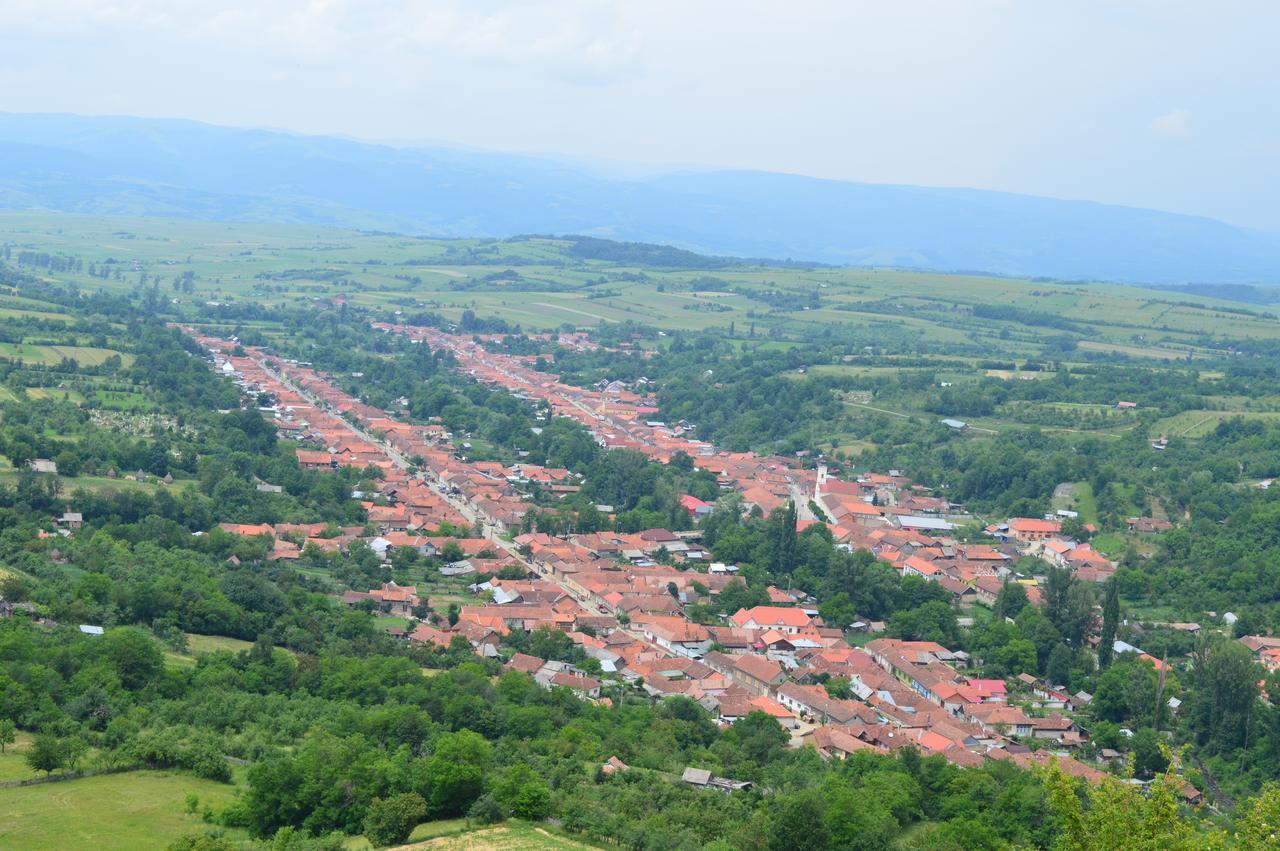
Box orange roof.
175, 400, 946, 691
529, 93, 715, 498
731, 606, 812, 629
217, 522, 275, 537
1008, 518, 1060, 533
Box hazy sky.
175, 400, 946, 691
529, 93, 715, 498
2, 0, 1277, 230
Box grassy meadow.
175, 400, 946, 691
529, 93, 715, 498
0, 770, 246, 850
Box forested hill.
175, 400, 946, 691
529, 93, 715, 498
3, 112, 1280, 285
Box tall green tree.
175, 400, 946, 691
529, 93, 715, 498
1186, 637, 1260, 753
773, 502, 798, 574
1098, 580, 1120, 670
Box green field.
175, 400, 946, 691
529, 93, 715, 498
4, 211, 1279, 363
0, 341, 131, 367
0, 732, 39, 782
1153, 409, 1280, 438
184, 633, 254, 654
0, 770, 245, 850
0, 467, 195, 496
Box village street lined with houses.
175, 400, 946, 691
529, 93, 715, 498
172, 320, 1215, 801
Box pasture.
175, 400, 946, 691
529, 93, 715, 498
0, 770, 245, 850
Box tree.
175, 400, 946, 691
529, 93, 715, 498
363, 793, 428, 848
0, 718, 15, 753
1186, 637, 1259, 753
467, 794, 505, 826
818, 592, 855, 630
993, 581, 1030, 621
54, 448, 81, 477
1043, 566, 1093, 647
100, 626, 164, 690
768, 791, 828, 851
1042, 761, 1208, 850
1098, 580, 1120, 670
823, 677, 853, 700
423, 730, 491, 817
995, 639, 1039, 677
1046, 644, 1075, 689
64, 735, 88, 772
772, 502, 798, 573
1130, 728, 1168, 778
889, 601, 959, 646
25, 733, 67, 775
1235, 782, 1280, 850
717, 579, 768, 615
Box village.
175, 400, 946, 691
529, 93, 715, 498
161, 322, 1233, 802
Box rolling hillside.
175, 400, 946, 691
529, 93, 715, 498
2, 112, 1279, 286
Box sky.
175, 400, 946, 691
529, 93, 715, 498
1, 0, 1277, 230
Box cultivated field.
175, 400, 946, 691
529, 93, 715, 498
4, 211, 1278, 357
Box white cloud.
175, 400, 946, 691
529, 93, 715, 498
3, 0, 642, 79
1152, 108, 1191, 137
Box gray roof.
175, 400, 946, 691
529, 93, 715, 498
682, 767, 712, 785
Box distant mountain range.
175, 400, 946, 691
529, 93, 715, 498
1, 112, 1278, 286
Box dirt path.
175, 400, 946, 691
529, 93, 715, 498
531, 302, 617, 323
843, 401, 911, 418
1176, 415, 1217, 437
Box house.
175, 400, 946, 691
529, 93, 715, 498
601, 756, 630, 775
681, 767, 753, 793
1031, 713, 1081, 743
704, 651, 788, 696
505, 652, 545, 675
679, 494, 713, 519
218, 522, 276, 538
776, 683, 878, 725
643, 617, 713, 658
29, 459, 58, 474
1007, 518, 1061, 542
730, 605, 812, 635
1126, 516, 1173, 534
409, 623, 455, 648
968, 704, 1034, 738
805, 725, 888, 760
549, 671, 601, 699
56, 512, 83, 530
364, 581, 421, 616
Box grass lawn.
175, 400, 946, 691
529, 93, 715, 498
0, 769, 245, 850
0, 732, 39, 782
23, 387, 86, 404
1091, 533, 1127, 556
184, 633, 254, 655
1071, 481, 1099, 526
